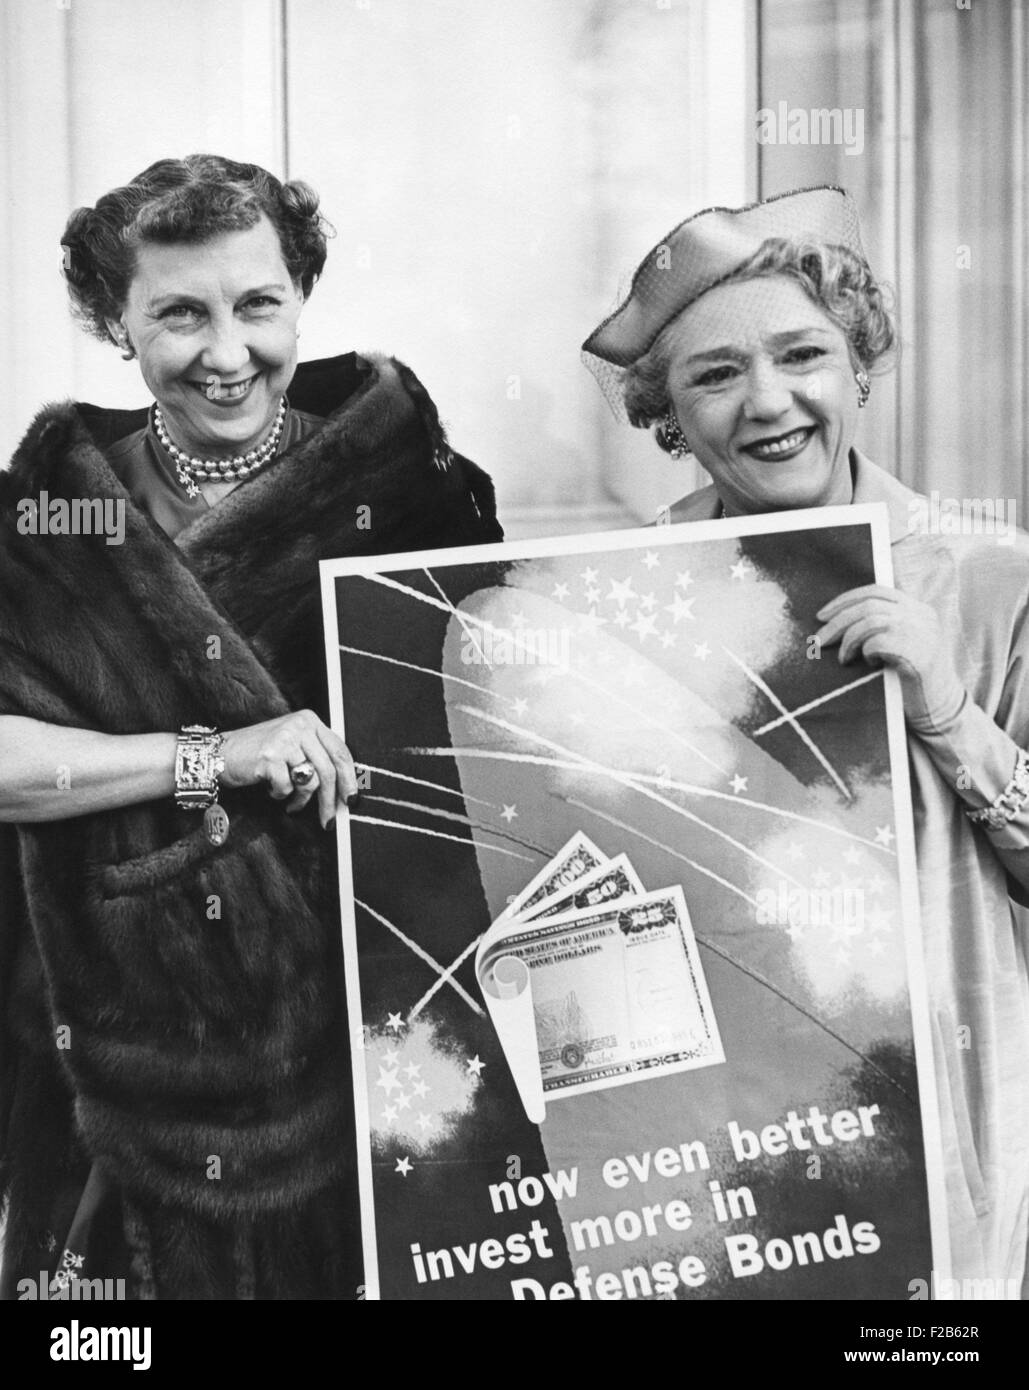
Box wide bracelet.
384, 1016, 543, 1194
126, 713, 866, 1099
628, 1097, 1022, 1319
174, 725, 224, 809
174, 725, 230, 846
965, 748, 1029, 832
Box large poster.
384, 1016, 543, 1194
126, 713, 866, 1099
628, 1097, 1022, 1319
320, 504, 949, 1301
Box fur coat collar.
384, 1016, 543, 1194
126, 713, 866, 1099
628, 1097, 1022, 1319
0, 353, 501, 1298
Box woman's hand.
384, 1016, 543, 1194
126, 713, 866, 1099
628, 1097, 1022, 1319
813, 584, 966, 733
220, 710, 359, 828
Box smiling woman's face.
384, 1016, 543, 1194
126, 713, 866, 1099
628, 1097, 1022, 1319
108, 215, 305, 459
665, 274, 861, 516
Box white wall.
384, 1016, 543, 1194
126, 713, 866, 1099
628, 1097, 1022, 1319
1, 0, 283, 453
0, 0, 754, 534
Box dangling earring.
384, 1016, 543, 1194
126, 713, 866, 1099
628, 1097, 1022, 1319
114, 328, 135, 361
856, 371, 871, 409
661, 409, 692, 459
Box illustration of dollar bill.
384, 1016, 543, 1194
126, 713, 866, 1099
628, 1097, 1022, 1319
479, 886, 724, 1102
499, 830, 608, 922
519, 853, 644, 923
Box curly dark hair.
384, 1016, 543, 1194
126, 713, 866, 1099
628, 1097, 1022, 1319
60, 154, 333, 345
623, 237, 896, 454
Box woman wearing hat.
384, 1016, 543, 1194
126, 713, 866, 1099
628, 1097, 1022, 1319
0, 154, 501, 1299
583, 186, 1029, 1294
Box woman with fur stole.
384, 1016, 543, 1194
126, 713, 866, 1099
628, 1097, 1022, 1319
0, 154, 502, 1300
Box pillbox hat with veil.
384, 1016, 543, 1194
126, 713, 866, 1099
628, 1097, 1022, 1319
582, 185, 866, 418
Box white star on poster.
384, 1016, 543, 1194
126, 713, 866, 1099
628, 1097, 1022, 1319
630, 612, 658, 642
664, 593, 695, 623
377, 1068, 400, 1095
694, 642, 711, 660
731, 559, 754, 581
381, 1105, 397, 1123
576, 610, 606, 635
730, 774, 748, 794
552, 582, 570, 600
675, 570, 694, 589
501, 804, 518, 822
467, 1055, 486, 1077
875, 825, 895, 848
607, 576, 636, 606
580, 566, 598, 585
395, 1157, 412, 1176
417, 1113, 433, 1132
386, 1012, 404, 1032
642, 551, 660, 570
403, 1062, 422, 1079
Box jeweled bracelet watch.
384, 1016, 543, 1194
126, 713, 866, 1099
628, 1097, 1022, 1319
175, 724, 229, 846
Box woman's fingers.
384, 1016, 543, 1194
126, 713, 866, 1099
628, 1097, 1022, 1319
814, 598, 886, 650
318, 726, 360, 804
221, 711, 359, 827
816, 585, 900, 622
265, 759, 295, 801
286, 726, 357, 826
284, 753, 322, 817
835, 614, 896, 665
300, 738, 340, 827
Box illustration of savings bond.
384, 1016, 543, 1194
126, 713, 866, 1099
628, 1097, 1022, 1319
476, 833, 725, 1123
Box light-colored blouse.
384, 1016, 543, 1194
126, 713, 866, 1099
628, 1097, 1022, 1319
661, 451, 1029, 1297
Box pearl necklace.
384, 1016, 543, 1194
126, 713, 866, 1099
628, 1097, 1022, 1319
153, 398, 287, 499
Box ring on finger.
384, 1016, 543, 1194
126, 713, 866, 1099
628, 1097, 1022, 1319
290, 760, 317, 788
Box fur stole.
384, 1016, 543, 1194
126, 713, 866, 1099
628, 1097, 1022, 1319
0, 354, 501, 1294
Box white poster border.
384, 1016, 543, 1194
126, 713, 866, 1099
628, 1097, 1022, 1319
319, 501, 951, 1300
